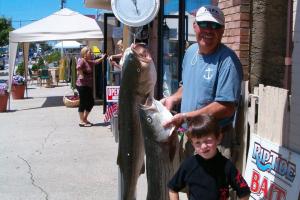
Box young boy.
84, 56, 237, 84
168, 114, 250, 200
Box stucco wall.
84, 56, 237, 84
249, 0, 287, 89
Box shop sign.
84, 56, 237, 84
106, 86, 120, 102
245, 134, 300, 200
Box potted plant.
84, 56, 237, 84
31, 63, 41, 74
11, 62, 26, 99
31, 57, 45, 75
0, 81, 8, 112
16, 61, 25, 76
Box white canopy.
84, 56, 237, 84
9, 8, 103, 43
53, 41, 82, 49
8, 8, 103, 92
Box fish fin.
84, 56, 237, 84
168, 131, 179, 162
144, 96, 154, 106
117, 153, 120, 166
139, 98, 156, 111
140, 161, 145, 175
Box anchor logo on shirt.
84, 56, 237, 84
203, 67, 213, 80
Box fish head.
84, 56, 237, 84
121, 43, 157, 99
139, 99, 175, 142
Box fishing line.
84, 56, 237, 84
191, 48, 200, 66
130, 27, 144, 44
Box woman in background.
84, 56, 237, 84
108, 39, 124, 70
76, 46, 106, 127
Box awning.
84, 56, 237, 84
53, 41, 82, 49
84, 0, 112, 10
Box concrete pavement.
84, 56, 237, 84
0, 81, 189, 200
0, 83, 148, 200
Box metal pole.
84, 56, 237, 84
60, 0, 65, 9
103, 13, 115, 113
157, 0, 164, 99
284, 0, 293, 94
103, 13, 108, 114
178, 0, 185, 83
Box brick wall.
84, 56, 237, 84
217, 0, 251, 80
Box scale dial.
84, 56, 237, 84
111, 0, 160, 27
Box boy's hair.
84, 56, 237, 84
187, 114, 221, 138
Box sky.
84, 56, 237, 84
0, 0, 210, 29
0, 0, 102, 29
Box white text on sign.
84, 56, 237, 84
106, 86, 120, 102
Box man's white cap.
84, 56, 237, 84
196, 5, 225, 26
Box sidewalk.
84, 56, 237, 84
0, 83, 148, 200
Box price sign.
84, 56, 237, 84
106, 86, 120, 102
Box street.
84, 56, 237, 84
0, 83, 148, 200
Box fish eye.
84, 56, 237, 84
137, 68, 141, 73
146, 116, 152, 124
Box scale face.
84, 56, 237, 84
111, 0, 160, 27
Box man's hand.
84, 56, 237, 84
163, 113, 186, 129
160, 96, 175, 111
169, 189, 179, 200
160, 86, 183, 111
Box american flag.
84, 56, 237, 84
104, 103, 118, 122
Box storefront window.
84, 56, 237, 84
162, 0, 211, 97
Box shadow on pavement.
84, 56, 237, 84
6, 96, 65, 112
93, 122, 110, 127
42, 96, 65, 107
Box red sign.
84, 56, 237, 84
106, 86, 120, 102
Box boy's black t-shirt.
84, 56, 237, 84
168, 151, 250, 200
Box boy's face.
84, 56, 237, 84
191, 133, 221, 159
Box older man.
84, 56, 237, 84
162, 5, 243, 159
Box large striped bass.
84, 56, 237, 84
139, 98, 179, 200
117, 43, 157, 200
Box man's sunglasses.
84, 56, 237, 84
197, 21, 223, 30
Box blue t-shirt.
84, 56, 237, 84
181, 43, 242, 126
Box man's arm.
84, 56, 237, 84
161, 86, 183, 110
187, 101, 235, 121
164, 101, 235, 128
169, 189, 179, 200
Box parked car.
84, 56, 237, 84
0, 56, 5, 70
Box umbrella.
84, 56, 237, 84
92, 46, 101, 55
